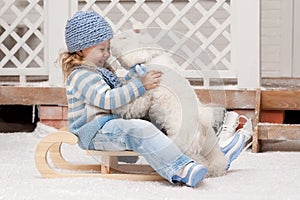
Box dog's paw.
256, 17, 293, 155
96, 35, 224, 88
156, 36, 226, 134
205, 145, 227, 177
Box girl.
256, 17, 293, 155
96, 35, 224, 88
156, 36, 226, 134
59, 10, 207, 187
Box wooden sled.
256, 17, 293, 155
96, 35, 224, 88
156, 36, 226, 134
35, 127, 164, 181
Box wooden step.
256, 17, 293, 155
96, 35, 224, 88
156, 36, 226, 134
258, 123, 300, 140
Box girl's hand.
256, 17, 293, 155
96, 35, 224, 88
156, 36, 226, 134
140, 70, 163, 90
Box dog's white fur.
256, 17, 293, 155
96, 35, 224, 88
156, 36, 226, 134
110, 29, 228, 177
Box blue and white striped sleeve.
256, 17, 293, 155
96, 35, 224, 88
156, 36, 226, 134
67, 69, 146, 110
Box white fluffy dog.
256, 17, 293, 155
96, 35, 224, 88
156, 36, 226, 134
110, 29, 228, 177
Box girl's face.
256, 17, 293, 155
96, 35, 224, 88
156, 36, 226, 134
80, 40, 111, 67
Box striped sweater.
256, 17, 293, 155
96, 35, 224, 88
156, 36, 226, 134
66, 66, 146, 149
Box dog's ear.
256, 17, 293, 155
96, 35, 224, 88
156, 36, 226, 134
111, 29, 155, 68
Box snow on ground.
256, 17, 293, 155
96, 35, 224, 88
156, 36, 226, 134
0, 123, 299, 200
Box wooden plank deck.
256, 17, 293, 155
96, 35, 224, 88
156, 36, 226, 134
0, 86, 257, 107
0, 86, 67, 105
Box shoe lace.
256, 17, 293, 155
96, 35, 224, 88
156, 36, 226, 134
217, 124, 236, 137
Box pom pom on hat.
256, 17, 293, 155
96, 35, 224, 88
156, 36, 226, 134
65, 10, 114, 53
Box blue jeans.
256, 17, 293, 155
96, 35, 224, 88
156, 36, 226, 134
92, 118, 193, 182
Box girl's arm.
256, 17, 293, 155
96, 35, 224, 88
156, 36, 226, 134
67, 68, 146, 110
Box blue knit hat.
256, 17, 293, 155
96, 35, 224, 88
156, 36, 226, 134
65, 11, 114, 53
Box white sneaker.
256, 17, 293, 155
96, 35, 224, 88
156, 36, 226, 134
217, 111, 240, 148
221, 116, 253, 170
238, 116, 253, 151
222, 133, 246, 170
172, 162, 208, 188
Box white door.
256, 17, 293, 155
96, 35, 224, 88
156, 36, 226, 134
293, 0, 300, 77
280, 0, 300, 77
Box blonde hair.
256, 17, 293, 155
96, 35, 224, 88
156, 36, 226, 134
58, 51, 115, 82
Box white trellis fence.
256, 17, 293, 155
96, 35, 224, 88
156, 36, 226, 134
0, 0, 260, 88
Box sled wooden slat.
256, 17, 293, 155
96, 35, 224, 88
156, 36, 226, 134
50, 142, 101, 172
35, 127, 162, 181
87, 150, 139, 156
86, 150, 155, 174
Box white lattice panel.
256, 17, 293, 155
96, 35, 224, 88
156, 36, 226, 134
0, 0, 46, 84
78, 0, 234, 86
0, 0, 236, 86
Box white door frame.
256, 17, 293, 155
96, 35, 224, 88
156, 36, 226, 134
231, 0, 260, 88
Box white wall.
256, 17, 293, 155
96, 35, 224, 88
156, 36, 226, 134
261, 0, 299, 78
293, 0, 300, 77
260, 0, 281, 77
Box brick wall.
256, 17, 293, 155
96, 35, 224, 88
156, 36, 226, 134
39, 105, 68, 129
233, 109, 284, 129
